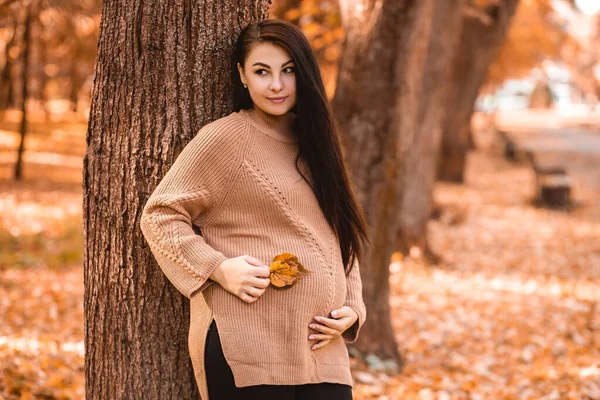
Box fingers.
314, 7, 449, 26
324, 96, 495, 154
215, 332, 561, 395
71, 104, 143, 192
245, 286, 266, 298
242, 255, 266, 267
253, 265, 271, 279
311, 339, 330, 350
231, 255, 272, 304
238, 276, 268, 303
249, 276, 271, 289
309, 322, 339, 336
240, 292, 257, 303
313, 315, 344, 331
240, 255, 270, 278
330, 307, 352, 318
308, 333, 334, 341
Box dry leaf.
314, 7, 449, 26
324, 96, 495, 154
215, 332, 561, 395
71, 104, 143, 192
268, 252, 312, 289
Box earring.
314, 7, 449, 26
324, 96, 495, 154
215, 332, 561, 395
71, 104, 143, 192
243, 84, 247, 88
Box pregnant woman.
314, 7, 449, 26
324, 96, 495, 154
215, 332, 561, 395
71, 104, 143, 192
140, 19, 368, 400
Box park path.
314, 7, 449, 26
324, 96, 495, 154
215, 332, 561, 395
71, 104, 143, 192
500, 126, 600, 215
508, 127, 600, 154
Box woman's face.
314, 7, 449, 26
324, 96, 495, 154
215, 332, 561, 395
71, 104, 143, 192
237, 42, 297, 115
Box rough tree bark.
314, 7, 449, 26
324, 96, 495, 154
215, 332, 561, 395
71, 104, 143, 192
332, 0, 464, 361
437, 0, 520, 182
83, 1, 268, 398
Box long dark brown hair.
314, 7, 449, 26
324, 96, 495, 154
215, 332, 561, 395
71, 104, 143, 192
232, 19, 368, 275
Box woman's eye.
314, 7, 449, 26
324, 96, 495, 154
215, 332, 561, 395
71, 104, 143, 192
253, 68, 294, 75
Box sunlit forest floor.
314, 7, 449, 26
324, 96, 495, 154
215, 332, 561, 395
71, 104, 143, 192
0, 116, 599, 399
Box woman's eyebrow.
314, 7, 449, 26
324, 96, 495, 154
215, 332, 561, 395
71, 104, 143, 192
252, 60, 294, 68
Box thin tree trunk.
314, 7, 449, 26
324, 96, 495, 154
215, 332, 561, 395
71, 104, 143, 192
14, 1, 34, 181
0, 14, 18, 114
437, 0, 520, 182
332, 0, 464, 361
83, 1, 268, 398
6, 7, 23, 110
66, 18, 81, 113
39, 21, 51, 120
69, 43, 80, 112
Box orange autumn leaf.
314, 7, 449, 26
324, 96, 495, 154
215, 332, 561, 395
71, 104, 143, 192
268, 252, 312, 289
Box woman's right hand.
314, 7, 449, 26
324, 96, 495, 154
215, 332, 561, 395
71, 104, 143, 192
209, 255, 271, 303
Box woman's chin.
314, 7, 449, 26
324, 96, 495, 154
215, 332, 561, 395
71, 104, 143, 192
258, 102, 295, 116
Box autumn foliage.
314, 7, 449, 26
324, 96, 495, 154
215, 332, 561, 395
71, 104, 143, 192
268, 252, 312, 289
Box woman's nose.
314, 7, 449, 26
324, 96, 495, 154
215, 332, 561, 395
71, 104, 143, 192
270, 75, 283, 91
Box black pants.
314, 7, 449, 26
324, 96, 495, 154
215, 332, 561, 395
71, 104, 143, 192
204, 320, 353, 400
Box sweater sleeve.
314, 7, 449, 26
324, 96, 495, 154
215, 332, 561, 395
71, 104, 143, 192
341, 259, 367, 343
139, 119, 242, 299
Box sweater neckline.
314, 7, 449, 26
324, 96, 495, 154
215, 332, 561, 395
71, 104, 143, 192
238, 108, 298, 144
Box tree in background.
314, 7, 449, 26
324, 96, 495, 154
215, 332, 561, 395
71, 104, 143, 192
83, 1, 268, 397
273, 1, 582, 185
556, 7, 600, 105
269, 0, 345, 97
13, 0, 36, 181
529, 79, 555, 108
437, 0, 576, 182
40, 0, 101, 112
331, 0, 465, 363
486, 0, 569, 88
0, 0, 101, 181
437, 0, 520, 182
0, 0, 100, 115
0, 8, 19, 111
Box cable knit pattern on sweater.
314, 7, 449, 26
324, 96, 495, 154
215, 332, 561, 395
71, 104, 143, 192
139, 108, 367, 399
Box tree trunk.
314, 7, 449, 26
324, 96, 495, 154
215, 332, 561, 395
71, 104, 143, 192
395, 0, 466, 260
67, 18, 82, 113
69, 43, 80, 112
83, 1, 268, 398
0, 14, 18, 114
437, 0, 520, 182
332, 0, 464, 362
39, 24, 50, 120
14, 1, 34, 181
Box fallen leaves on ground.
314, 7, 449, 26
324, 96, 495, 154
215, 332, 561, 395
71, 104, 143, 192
1, 124, 600, 398
350, 150, 600, 399
0, 266, 84, 399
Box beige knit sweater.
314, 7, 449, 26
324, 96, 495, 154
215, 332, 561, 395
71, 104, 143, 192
139, 107, 367, 399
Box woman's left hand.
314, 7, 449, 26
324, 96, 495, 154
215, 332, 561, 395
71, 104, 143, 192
308, 306, 358, 350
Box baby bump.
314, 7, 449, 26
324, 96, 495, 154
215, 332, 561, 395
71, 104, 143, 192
205, 265, 342, 364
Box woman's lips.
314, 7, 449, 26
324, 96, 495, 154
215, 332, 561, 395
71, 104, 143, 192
267, 96, 288, 104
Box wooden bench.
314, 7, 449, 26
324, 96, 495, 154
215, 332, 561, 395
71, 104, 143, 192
524, 150, 572, 209
496, 129, 518, 161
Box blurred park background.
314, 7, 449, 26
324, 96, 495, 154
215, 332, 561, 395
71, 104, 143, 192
1, 0, 600, 398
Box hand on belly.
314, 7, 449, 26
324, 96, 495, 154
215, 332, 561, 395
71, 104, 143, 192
307, 306, 359, 350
